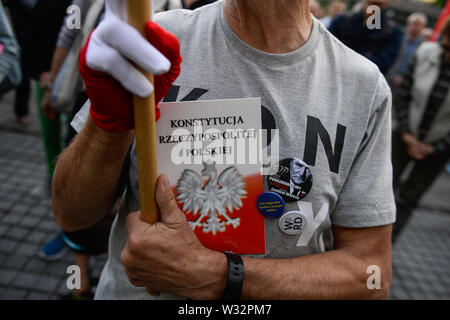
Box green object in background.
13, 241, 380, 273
435, 0, 447, 8
35, 82, 62, 178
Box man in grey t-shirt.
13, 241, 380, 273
54, 0, 395, 300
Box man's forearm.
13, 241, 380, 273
52, 116, 134, 231
240, 249, 389, 300
201, 226, 392, 300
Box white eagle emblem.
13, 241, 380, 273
176, 161, 247, 234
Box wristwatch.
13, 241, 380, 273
222, 251, 244, 300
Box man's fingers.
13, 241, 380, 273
156, 174, 187, 225
105, 47, 154, 97
86, 37, 153, 97
126, 211, 150, 236
102, 19, 171, 75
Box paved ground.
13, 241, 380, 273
0, 88, 449, 300
0, 130, 106, 299
390, 208, 450, 299
0, 89, 105, 300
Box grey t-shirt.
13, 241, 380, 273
56, 0, 91, 49
72, 1, 395, 300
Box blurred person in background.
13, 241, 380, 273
39, 0, 95, 121
148, 0, 219, 11
2, 0, 35, 124
37, 0, 107, 300
388, 12, 428, 89
320, 0, 346, 29
351, 1, 364, 13
310, 0, 324, 19
183, 0, 217, 10
0, 1, 21, 97
26, 0, 71, 199
329, 0, 403, 74
421, 27, 434, 41
392, 18, 450, 243
153, 0, 182, 11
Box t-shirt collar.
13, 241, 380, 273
218, 1, 321, 67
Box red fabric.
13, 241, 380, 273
78, 22, 182, 133
145, 21, 182, 106
431, 2, 450, 41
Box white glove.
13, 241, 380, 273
85, 0, 170, 98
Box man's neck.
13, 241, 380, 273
222, 0, 312, 54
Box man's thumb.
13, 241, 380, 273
156, 174, 186, 224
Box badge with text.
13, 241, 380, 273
267, 158, 313, 202
279, 211, 308, 235
256, 192, 285, 219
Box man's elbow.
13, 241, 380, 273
52, 173, 88, 232
52, 198, 97, 232
343, 249, 392, 299
367, 280, 391, 300
52, 170, 68, 230
366, 281, 390, 300
52, 188, 80, 232
51, 170, 114, 232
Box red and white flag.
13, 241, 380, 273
431, 1, 450, 41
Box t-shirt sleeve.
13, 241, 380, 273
70, 99, 91, 133
56, 0, 90, 49
332, 74, 396, 228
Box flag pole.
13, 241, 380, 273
127, 0, 160, 295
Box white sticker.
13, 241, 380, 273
278, 211, 308, 235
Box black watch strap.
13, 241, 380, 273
222, 251, 244, 300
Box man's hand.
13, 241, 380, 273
401, 133, 434, 160
121, 174, 227, 299
39, 72, 52, 89
78, 0, 182, 133
41, 89, 57, 119
393, 74, 403, 87
38, 71, 57, 119
412, 142, 434, 160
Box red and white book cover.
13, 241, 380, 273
157, 98, 265, 254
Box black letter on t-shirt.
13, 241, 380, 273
163, 86, 209, 102
303, 116, 346, 174
163, 86, 180, 102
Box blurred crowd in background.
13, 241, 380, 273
0, 0, 449, 299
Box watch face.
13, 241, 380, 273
267, 158, 313, 202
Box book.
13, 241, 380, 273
157, 98, 265, 254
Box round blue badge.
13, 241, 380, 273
256, 192, 285, 219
